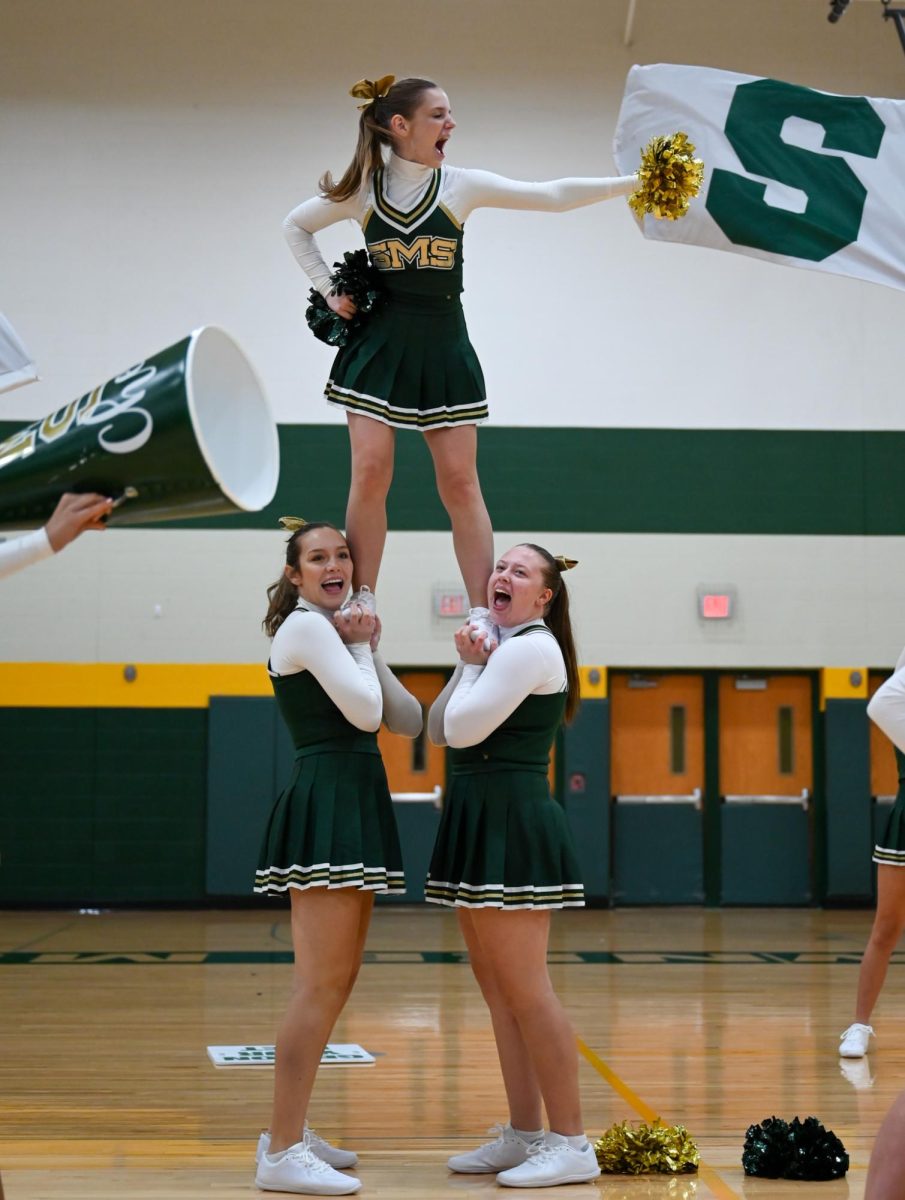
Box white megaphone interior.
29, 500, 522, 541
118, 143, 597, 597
185, 326, 279, 511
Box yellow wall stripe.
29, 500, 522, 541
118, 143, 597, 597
0, 663, 272, 708
579, 665, 607, 699
820, 667, 868, 710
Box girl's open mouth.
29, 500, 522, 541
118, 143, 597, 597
492, 588, 511, 613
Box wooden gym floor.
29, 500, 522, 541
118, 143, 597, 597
1, 905, 901, 1199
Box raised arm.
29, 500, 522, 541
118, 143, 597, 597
451, 167, 637, 223
374, 653, 423, 737
444, 634, 562, 748
271, 611, 382, 731
282, 193, 363, 297
868, 648, 905, 753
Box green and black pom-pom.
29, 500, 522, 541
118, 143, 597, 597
743, 1116, 848, 1181
305, 249, 384, 348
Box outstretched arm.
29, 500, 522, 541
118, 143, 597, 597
452, 168, 637, 223
0, 492, 113, 581
0, 528, 53, 581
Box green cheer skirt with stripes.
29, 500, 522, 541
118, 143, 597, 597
255, 740, 406, 895
324, 294, 488, 430
873, 750, 905, 868
425, 764, 585, 910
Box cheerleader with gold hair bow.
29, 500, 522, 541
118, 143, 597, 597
254, 516, 421, 1195
282, 74, 648, 652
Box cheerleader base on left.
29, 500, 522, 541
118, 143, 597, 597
255, 658, 405, 896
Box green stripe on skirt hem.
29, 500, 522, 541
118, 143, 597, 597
873, 846, 905, 866
325, 388, 488, 430
255, 863, 406, 893
424, 879, 585, 909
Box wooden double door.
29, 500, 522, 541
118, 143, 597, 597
610, 671, 814, 904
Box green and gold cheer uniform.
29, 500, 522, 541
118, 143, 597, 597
325, 163, 486, 429
425, 625, 585, 909
283, 154, 637, 430
255, 609, 405, 895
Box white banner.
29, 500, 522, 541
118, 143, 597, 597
0, 312, 38, 395
614, 63, 905, 292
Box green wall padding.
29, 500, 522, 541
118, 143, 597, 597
0, 708, 207, 903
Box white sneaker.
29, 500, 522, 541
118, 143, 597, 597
447, 1122, 538, 1173
839, 1022, 874, 1058
467, 606, 498, 649
341, 586, 377, 617
255, 1135, 361, 1194
256, 1123, 358, 1168
497, 1134, 601, 1188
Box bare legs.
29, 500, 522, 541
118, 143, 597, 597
344, 415, 493, 605
852, 865, 905, 1024
423, 425, 494, 608
458, 908, 583, 1135
269, 887, 375, 1152
345, 415, 396, 593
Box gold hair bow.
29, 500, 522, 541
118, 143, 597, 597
555, 556, 578, 572
349, 74, 396, 110
279, 516, 308, 532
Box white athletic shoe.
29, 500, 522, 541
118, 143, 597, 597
256, 1123, 359, 1168
839, 1022, 874, 1058
447, 1123, 538, 1173
255, 1135, 361, 1194
341, 586, 377, 617
497, 1134, 601, 1188
467, 606, 498, 650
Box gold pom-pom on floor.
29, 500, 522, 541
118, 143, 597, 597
628, 132, 705, 221
595, 1119, 701, 1174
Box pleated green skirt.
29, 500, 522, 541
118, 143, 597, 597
874, 791, 905, 867
425, 768, 585, 909
324, 296, 488, 430
254, 748, 405, 895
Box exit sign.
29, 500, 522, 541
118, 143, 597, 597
433, 587, 469, 619
697, 587, 736, 620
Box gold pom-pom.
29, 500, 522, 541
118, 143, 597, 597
595, 1120, 701, 1174
279, 515, 308, 532
628, 132, 704, 221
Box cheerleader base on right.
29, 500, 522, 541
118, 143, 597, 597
425, 544, 600, 1188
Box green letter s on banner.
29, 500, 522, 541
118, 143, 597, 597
706, 79, 885, 261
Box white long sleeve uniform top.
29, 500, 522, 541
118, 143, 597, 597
269, 600, 422, 737
867, 645, 905, 753
428, 619, 566, 749
284, 153, 637, 296
0, 528, 53, 582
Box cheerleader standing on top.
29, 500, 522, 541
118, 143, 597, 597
839, 646, 905, 1060
283, 75, 637, 643
254, 519, 421, 1196
425, 543, 598, 1189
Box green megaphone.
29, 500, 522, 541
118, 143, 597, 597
0, 326, 279, 528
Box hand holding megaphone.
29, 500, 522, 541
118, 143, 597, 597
45, 492, 115, 550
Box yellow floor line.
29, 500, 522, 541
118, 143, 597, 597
577, 1036, 741, 1200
